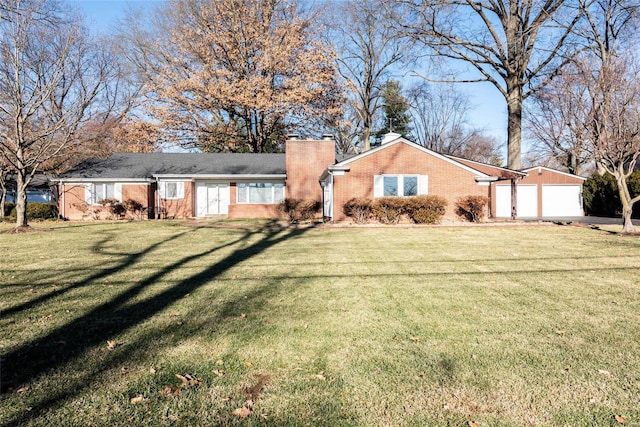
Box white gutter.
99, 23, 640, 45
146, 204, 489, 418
152, 174, 287, 180
57, 178, 153, 183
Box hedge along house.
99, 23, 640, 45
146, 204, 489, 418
58, 133, 586, 221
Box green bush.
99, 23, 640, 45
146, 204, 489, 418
8, 202, 58, 220
455, 195, 488, 222
405, 195, 447, 224
372, 197, 406, 224
277, 198, 321, 223
583, 172, 640, 218
343, 198, 373, 224
3, 202, 15, 217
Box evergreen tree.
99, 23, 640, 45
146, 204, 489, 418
374, 80, 412, 144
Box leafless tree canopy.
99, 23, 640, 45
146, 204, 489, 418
326, 0, 408, 153
393, 0, 586, 170
0, 0, 120, 227
407, 82, 501, 164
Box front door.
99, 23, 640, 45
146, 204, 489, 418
196, 182, 229, 216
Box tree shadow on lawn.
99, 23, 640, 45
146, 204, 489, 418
0, 228, 195, 319
0, 220, 313, 426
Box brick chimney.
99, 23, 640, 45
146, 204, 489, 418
285, 135, 336, 201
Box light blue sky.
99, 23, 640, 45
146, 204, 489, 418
71, 0, 509, 153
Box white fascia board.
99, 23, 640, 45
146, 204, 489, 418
337, 138, 492, 178
446, 154, 528, 177
153, 174, 287, 181
521, 166, 587, 180
475, 176, 499, 184
59, 178, 152, 184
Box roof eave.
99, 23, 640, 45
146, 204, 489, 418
153, 174, 287, 180
58, 178, 154, 183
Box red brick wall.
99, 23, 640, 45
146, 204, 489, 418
60, 183, 153, 220
158, 181, 194, 219
60, 184, 89, 220
520, 168, 585, 185
285, 139, 335, 202
332, 142, 490, 221
228, 204, 282, 219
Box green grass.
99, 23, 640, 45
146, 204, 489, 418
0, 220, 639, 426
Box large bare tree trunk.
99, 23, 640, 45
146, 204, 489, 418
615, 173, 636, 233
506, 83, 523, 170
15, 170, 27, 228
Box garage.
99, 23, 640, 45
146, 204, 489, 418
495, 184, 538, 218
542, 185, 583, 217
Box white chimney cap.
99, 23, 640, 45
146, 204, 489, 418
381, 132, 402, 144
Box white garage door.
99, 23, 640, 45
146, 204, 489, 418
542, 185, 583, 217
495, 184, 538, 218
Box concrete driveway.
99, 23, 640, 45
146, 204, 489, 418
525, 216, 640, 226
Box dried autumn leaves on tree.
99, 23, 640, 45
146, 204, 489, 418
125, 0, 342, 153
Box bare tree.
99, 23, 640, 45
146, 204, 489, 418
123, 0, 341, 153
583, 0, 640, 232
327, 0, 408, 152
394, 0, 586, 171
0, 0, 119, 228
587, 54, 640, 233
408, 82, 502, 164
526, 68, 593, 175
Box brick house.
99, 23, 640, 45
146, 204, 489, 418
57, 133, 585, 221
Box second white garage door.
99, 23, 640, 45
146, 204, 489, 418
542, 185, 583, 217
495, 184, 538, 218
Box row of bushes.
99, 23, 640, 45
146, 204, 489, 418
1, 202, 58, 220
95, 198, 145, 220
343, 195, 488, 224
343, 195, 449, 224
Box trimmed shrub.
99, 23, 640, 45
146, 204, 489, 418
455, 195, 488, 222
123, 199, 144, 220
3, 202, 15, 217
8, 202, 58, 220
342, 198, 373, 224
98, 198, 126, 219
298, 199, 321, 221
405, 195, 447, 224
372, 197, 406, 224
277, 198, 321, 223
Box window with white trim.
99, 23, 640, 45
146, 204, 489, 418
237, 183, 285, 204
374, 175, 427, 197
158, 181, 185, 199
85, 183, 121, 205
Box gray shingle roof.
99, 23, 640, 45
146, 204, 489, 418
60, 152, 286, 180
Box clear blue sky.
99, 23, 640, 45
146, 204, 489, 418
70, 0, 509, 153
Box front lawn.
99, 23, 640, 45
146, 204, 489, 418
0, 221, 639, 426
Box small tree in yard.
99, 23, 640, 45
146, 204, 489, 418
578, 0, 640, 233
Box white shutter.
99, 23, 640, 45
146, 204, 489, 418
85, 184, 93, 204
176, 182, 185, 199
418, 175, 429, 195
373, 175, 384, 198
158, 182, 166, 198
114, 183, 122, 201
